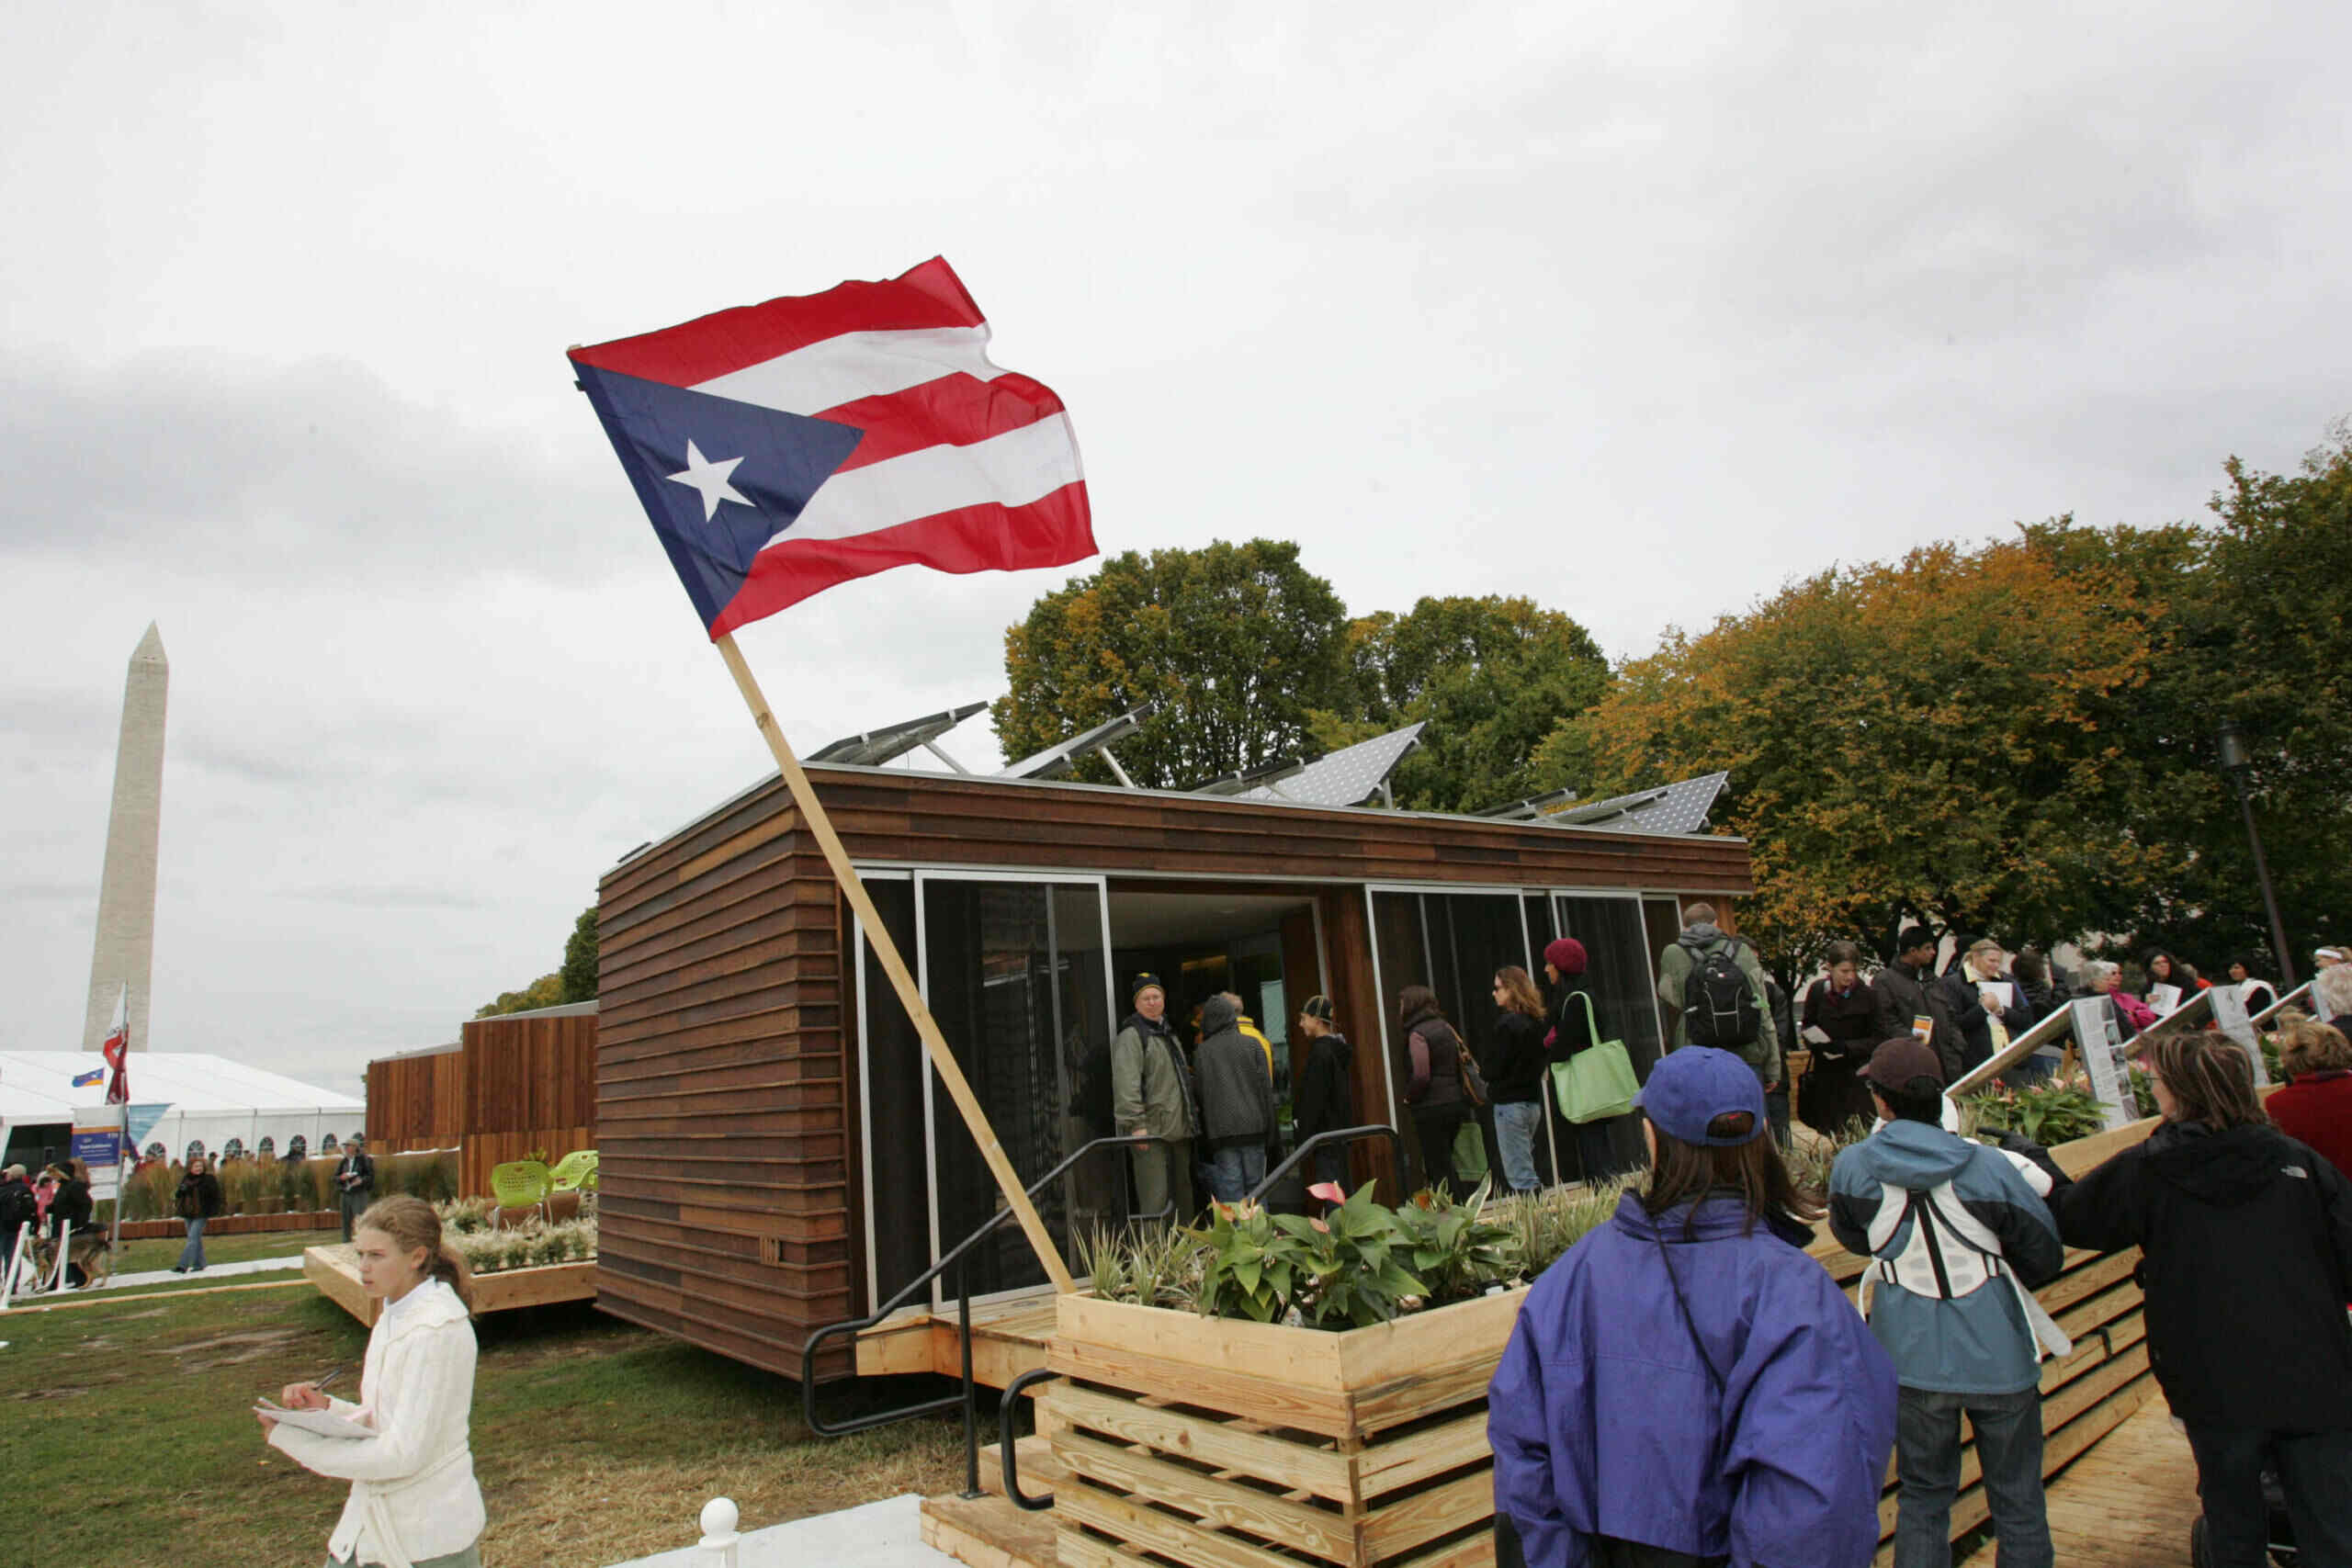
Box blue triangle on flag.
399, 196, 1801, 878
573, 365, 866, 630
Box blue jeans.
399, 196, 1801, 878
175, 1215, 208, 1271
1205, 1143, 1266, 1205
1894, 1385, 2051, 1568
1493, 1101, 1544, 1192
2183, 1423, 2352, 1568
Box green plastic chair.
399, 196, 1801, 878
548, 1149, 598, 1193
488, 1159, 552, 1226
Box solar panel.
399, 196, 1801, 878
997, 700, 1161, 782
1538, 771, 1727, 835
1239, 723, 1426, 808
808, 702, 990, 769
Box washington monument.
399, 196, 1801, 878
81, 624, 168, 1053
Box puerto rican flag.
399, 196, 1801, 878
569, 258, 1095, 635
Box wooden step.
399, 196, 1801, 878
920, 1490, 1059, 1568
977, 1434, 1070, 1500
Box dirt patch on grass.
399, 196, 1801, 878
14, 1384, 91, 1399
168, 1325, 309, 1371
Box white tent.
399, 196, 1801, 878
0, 1052, 364, 1187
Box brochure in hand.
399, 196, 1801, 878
255, 1399, 375, 1440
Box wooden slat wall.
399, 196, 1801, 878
458, 1011, 597, 1134
596, 801, 854, 1378
594, 764, 1755, 1378
366, 1049, 462, 1152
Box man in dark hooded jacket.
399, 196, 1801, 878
1873, 927, 1967, 1083
1196, 992, 1275, 1204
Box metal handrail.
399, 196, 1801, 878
1246, 1124, 1399, 1204
800, 1134, 1175, 1457
1000, 1365, 1060, 1510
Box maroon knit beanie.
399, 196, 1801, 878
1544, 937, 1589, 976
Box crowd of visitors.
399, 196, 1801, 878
1491, 1026, 2352, 1567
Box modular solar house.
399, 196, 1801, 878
591, 707, 1752, 1377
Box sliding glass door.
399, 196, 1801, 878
855, 871, 1115, 1309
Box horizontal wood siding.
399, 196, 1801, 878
596, 764, 1754, 1378
597, 795, 854, 1377
366, 1050, 461, 1152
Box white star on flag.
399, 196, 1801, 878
667, 439, 752, 521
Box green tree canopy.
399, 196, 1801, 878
1309, 595, 1611, 812
474, 972, 563, 1019
560, 905, 599, 1004
991, 539, 1352, 789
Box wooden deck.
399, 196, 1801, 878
303, 1244, 596, 1326
1957, 1398, 2202, 1567
854, 1292, 1059, 1388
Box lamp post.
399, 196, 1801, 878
2216, 719, 2297, 989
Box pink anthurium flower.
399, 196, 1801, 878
1306, 1180, 1347, 1205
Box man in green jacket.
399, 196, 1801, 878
1655, 903, 1781, 1094
1111, 973, 1197, 1223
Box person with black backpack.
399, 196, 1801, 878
1655, 904, 1781, 1098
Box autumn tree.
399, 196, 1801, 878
1309, 595, 1611, 812
1537, 538, 2166, 981
992, 540, 1351, 788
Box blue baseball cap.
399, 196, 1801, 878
1636, 1047, 1766, 1145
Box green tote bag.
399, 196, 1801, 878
1550, 991, 1639, 1124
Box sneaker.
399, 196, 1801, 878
171, 1266, 187, 1274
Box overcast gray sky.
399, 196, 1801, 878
4, 2, 2346, 1099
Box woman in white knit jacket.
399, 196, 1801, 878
260, 1195, 486, 1568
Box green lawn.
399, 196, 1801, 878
110, 1226, 319, 1275
0, 1286, 966, 1567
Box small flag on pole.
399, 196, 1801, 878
568, 257, 1095, 634
99, 984, 129, 1105
71, 1068, 103, 1089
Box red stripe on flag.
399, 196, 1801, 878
569, 257, 985, 387
708, 483, 1095, 636
821, 371, 1068, 474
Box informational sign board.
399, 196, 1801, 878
2068, 998, 2134, 1132
71, 1106, 127, 1199
2208, 986, 2269, 1088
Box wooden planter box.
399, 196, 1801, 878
1043, 1289, 1523, 1568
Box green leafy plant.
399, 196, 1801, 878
1963, 1080, 2109, 1145
1265, 1183, 1430, 1328
1194, 1201, 1302, 1324
1387, 1179, 1521, 1304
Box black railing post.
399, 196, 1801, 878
958, 1255, 981, 1498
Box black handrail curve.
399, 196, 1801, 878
1000, 1365, 1060, 1510
1245, 1123, 1399, 1204
800, 1134, 1175, 1441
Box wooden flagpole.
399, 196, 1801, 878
713, 634, 1076, 1293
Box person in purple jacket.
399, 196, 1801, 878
1487, 1046, 1898, 1567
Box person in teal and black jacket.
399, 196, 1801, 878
1829, 1038, 2070, 1568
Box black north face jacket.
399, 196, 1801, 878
2060, 1119, 2352, 1429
